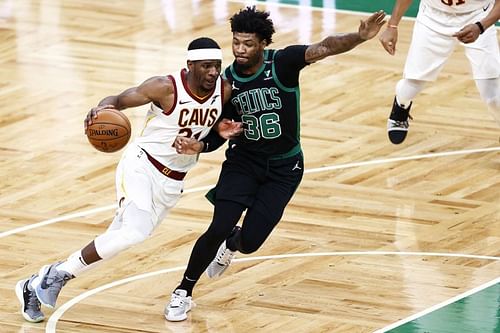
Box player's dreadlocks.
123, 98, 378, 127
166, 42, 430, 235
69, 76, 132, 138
230, 6, 275, 45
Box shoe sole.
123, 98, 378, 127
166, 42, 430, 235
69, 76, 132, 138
15, 279, 45, 323
387, 119, 409, 144
388, 128, 408, 144
35, 265, 56, 308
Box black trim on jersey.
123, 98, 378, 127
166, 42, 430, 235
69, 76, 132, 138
200, 46, 308, 155
273, 45, 308, 88
229, 45, 308, 88
223, 47, 307, 157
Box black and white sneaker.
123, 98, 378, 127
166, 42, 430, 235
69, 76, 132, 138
15, 275, 45, 322
206, 226, 241, 279
165, 289, 194, 322
387, 96, 413, 144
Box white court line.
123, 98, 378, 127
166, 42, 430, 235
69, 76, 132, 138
46, 251, 500, 333
373, 276, 500, 333
0, 185, 212, 239
2, 146, 499, 239
303, 146, 500, 174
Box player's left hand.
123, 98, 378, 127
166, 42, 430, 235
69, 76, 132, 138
453, 24, 481, 44
174, 136, 203, 155
215, 118, 243, 139
359, 10, 387, 41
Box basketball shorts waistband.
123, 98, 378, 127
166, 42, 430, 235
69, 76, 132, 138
141, 148, 186, 181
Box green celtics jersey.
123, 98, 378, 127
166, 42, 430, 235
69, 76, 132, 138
224, 48, 305, 158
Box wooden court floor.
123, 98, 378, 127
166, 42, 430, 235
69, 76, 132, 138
0, 1, 499, 332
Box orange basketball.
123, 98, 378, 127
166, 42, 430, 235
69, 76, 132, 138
86, 108, 131, 153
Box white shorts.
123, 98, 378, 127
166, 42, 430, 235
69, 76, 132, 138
114, 143, 184, 228
404, 2, 500, 81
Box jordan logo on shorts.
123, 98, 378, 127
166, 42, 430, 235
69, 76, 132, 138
292, 160, 301, 171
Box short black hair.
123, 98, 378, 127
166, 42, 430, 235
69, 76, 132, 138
230, 6, 275, 45
188, 37, 220, 50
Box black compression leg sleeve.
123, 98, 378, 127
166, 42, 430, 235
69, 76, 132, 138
180, 200, 245, 288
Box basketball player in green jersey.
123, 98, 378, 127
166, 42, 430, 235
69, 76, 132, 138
164, 6, 387, 321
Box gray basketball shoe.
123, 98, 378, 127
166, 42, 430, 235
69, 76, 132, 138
206, 240, 236, 279
15, 275, 45, 322
35, 263, 73, 308
165, 289, 194, 322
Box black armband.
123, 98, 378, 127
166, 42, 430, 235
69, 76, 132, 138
200, 129, 227, 153
475, 21, 485, 34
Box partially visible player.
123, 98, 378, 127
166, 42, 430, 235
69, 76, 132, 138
14, 37, 241, 323
379, 0, 500, 144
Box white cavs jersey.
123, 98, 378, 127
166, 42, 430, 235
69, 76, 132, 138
418, 0, 494, 36
134, 69, 224, 172
421, 0, 492, 13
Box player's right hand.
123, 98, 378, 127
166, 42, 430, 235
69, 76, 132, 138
84, 104, 115, 134
215, 118, 243, 139
358, 10, 386, 40
379, 26, 398, 55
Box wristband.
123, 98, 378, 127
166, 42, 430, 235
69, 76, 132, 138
201, 141, 208, 153
475, 21, 485, 34
388, 24, 398, 29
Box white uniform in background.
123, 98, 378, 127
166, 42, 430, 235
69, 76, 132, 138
405, 0, 499, 81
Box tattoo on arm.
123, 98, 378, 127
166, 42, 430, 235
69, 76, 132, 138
305, 33, 363, 63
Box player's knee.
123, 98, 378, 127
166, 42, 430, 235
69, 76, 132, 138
94, 227, 150, 259
109, 227, 149, 253
238, 244, 258, 254
237, 237, 261, 254
121, 227, 149, 247
204, 224, 234, 248
486, 96, 500, 110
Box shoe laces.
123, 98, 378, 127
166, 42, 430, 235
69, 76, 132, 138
27, 288, 42, 311
169, 292, 186, 308
216, 245, 235, 266
47, 270, 71, 291
392, 120, 409, 128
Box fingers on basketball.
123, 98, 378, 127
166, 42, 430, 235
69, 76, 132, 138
85, 108, 131, 153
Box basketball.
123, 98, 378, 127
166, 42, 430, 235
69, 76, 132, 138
86, 108, 131, 153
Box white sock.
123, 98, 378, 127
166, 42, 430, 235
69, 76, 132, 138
395, 79, 426, 108
475, 78, 500, 126
56, 250, 92, 277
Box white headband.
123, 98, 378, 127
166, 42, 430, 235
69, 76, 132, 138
187, 48, 222, 61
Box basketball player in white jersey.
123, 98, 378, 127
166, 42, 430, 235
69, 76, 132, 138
379, 0, 500, 144
14, 37, 241, 323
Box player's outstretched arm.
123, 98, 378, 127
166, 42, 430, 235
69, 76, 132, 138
215, 118, 243, 139
378, 0, 413, 55
305, 10, 386, 63
84, 76, 173, 130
